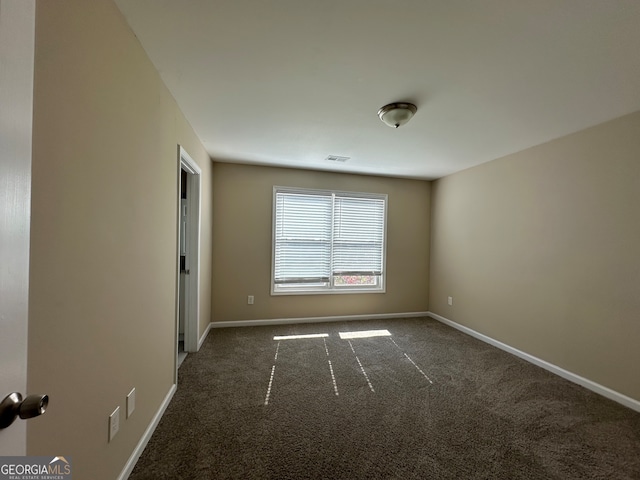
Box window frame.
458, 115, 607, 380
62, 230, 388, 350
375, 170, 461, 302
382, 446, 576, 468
271, 186, 388, 296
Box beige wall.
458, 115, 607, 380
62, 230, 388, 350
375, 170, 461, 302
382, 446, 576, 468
212, 163, 431, 321
28, 1, 212, 478
430, 110, 640, 401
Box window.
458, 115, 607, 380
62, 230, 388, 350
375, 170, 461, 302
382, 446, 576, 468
272, 186, 387, 294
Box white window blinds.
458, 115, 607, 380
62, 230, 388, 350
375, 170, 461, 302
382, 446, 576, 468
332, 195, 385, 276
273, 192, 332, 284
273, 187, 386, 293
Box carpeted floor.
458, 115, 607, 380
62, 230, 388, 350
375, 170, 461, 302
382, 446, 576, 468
129, 317, 640, 479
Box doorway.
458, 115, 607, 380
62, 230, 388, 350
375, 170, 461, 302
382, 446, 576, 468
177, 146, 201, 374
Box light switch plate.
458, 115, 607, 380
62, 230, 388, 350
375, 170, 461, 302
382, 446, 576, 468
109, 406, 120, 442
127, 388, 135, 418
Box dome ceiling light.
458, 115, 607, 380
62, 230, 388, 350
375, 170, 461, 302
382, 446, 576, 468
377, 102, 417, 128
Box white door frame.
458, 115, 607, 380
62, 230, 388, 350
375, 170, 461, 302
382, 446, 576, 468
176, 146, 201, 366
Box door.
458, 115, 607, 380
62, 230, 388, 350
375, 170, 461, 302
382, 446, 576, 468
0, 0, 35, 455
176, 147, 201, 367
178, 169, 188, 365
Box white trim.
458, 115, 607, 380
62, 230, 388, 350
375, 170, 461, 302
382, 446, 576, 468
198, 322, 213, 350
118, 384, 177, 480
270, 287, 386, 296
178, 146, 201, 355
179, 146, 201, 175
209, 311, 430, 329
427, 312, 640, 413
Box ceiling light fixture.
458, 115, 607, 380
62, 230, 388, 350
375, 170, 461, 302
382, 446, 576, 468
377, 102, 417, 128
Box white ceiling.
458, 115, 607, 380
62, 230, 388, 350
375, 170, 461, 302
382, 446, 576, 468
115, 0, 640, 180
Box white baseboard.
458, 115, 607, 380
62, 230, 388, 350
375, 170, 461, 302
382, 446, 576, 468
118, 384, 177, 480
209, 311, 430, 329
198, 322, 213, 350
427, 311, 640, 413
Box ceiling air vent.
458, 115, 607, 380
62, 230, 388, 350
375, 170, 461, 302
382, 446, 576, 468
325, 155, 350, 163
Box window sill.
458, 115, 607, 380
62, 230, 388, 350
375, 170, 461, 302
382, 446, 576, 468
270, 288, 386, 296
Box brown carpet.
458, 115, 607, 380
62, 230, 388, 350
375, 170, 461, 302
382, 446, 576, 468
129, 317, 640, 479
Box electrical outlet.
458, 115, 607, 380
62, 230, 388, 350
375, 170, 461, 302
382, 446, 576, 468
126, 388, 136, 419
248, 295, 254, 305
447, 296, 453, 306
109, 406, 120, 442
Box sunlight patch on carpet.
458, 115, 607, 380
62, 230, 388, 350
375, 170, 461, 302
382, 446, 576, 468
339, 329, 391, 339
273, 333, 329, 340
